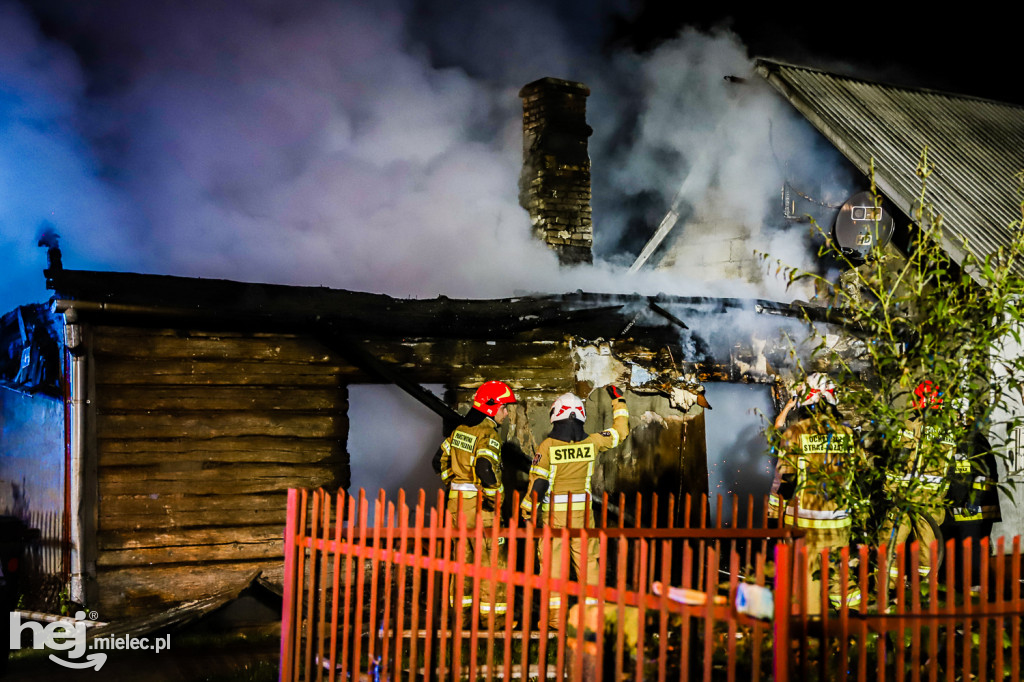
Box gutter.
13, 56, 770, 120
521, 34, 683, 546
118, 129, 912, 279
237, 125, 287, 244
55, 300, 229, 323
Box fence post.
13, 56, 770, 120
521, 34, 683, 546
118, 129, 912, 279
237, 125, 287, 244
1011, 536, 1021, 682
279, 488, 299, 682
773, 541, 791, 682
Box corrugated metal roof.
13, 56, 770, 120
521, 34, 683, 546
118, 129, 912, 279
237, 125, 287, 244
755, 59, 1024, 274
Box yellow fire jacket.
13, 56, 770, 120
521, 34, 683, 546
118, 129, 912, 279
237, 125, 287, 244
886, 418, 954, 512
770, 418, 856, 529
522, 397, 629, 514
438, 419, 504, 503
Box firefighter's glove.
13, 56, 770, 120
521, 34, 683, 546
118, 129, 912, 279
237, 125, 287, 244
520, 499, 533, 521
669, 386, 698, 412
605, 385, 624, 400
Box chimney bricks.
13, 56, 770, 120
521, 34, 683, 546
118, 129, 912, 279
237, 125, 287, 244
518, 78, 593, 265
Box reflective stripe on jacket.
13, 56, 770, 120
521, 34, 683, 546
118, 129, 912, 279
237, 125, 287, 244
771, 417, 855, 526
947, 432, 1001, 524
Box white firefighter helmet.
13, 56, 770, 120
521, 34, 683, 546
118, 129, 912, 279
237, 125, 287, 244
794, 373, 837, 407
550, 393, 586, 423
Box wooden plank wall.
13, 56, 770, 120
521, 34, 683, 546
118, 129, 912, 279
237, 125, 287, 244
85, 326, 716, 616
90, 326, 353, 616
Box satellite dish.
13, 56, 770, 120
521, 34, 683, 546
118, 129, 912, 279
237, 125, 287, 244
833, 191, 894, 259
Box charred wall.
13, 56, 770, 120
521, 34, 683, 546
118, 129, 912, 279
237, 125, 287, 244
64, 294, 786, 615
373, 334, 711, 526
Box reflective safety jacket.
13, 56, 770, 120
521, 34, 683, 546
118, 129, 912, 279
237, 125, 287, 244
523, 397, 629, 514
947, 432, 1001, 524
770, 418, 855, 530
886, 419, 954, 510
438, 419, 504, 504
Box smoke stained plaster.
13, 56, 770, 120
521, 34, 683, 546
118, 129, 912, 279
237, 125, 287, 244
655, 197, 764, 284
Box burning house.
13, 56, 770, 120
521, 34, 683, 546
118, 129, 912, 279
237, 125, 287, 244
1, 62, 1022, 621
1, 263, 832, 617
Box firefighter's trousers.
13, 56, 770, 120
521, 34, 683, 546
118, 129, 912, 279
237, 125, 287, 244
882, 507, 945, 589
447, 493, 507, 618
538, 496, 600, 629
801, 525, 853, 615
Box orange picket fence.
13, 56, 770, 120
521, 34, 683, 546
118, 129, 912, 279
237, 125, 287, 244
279, 488, 1023, 681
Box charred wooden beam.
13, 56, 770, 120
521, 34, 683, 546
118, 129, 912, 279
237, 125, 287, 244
647, 298, 689, 330
317, 323, 461, 432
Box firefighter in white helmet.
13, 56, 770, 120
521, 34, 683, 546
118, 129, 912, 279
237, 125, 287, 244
520, 385, 630, 629
434, 380, 517, 621
770, 372, 858, 613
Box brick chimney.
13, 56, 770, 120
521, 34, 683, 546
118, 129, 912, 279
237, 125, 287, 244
518, 78, 593, 265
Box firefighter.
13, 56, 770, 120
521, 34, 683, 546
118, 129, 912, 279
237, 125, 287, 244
769, 373, 858, 614
943, 414, 1001, 593
520, 385, 629, 629
881, 379, 954, 588
433, 380, 517, 621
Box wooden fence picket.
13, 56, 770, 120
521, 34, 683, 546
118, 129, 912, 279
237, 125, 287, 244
279, 488, 1024, 682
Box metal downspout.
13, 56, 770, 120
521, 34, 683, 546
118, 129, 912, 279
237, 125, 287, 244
64, 322, 86, 604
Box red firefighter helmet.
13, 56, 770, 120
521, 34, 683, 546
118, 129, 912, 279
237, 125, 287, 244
472, 380, 517, 417
911, 379, 943, 409
550, 393, 586, 423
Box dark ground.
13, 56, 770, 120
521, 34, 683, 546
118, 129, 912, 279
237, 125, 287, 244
4, 628, 280, 681
3, 626, 280, 679
3, 590, 282, 681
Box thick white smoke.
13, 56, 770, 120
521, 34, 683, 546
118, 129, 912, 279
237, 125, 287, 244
588, 27, 861, 301
0, 0, 878, 511
0, 0, 855, 315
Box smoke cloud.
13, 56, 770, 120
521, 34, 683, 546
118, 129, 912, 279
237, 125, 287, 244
0, 0, 858, 316
588, 27, 861, 300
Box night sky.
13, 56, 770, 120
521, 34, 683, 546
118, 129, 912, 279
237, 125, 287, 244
618, 6, 1023, 106
1, 1, 1017, 313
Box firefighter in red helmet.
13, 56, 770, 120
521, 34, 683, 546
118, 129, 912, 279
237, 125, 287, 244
520, 386, 630, 629
881, 378, 954, 588
433, 380, 517, 621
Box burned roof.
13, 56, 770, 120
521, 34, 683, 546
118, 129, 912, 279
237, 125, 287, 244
47, 268, 835, 341
756, 59, 1024, 276
21, 267, 864, 424
48, 269, 632, 340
